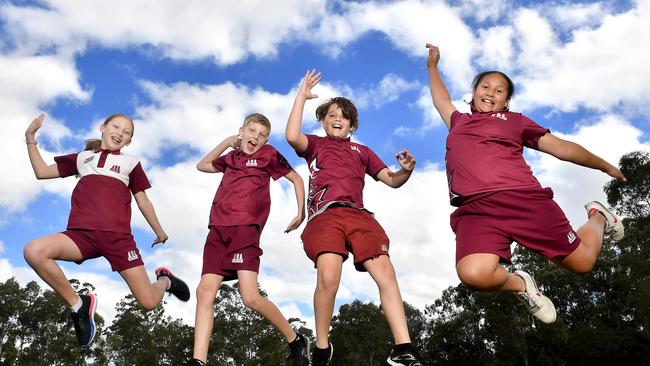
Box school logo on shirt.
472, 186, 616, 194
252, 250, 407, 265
246, 159, 258, 167
381, 244, 388, 252
127, 250, 139, 262
567, 231, 577, 244
350, 145, 361, 153
491, 112, 508, 121
232, 253, 244, 263
83, 156, 94, 164
110, 165, 121, 174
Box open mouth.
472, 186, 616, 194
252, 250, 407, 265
247, 140, 257, 150
332, 123, 343, 130
111, 136, 122, 144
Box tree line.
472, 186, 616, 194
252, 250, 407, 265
1, 151, 649, 366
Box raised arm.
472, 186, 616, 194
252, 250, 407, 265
426, 44, 456, 130
133, 190, 169, 247
286, 69, 321, 154
196, 134, 239, 173
283, 170, 306, 233
25, 113, 61, 179
538, 132, 626, 181
376, 150, 417, 188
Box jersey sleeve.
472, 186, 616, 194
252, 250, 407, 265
449, 110, 464, 130
365, 146, 387, 180
211, 152, 230, 172
268, 150, 294, 181
53, 153, 79, 178
521, 114, 550, 150
298, 134, 318, 161
128, 162, 152, 194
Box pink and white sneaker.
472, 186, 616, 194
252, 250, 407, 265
585, 201, 624, 241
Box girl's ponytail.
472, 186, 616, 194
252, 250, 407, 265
84, 139, 102, 151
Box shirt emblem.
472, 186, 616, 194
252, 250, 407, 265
110, 165, 121, 174
232, 253, 244, 263
246, 159, 258, 167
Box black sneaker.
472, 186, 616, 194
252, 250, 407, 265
288, 332, 310, 366
69, 292, 97, 347
155, 267, 190, 301
311, 342, 333, 366
387, 345, 424, 366
184, 359, 206, 366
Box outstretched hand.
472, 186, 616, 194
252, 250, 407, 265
26, 113, 45, 139
425, 43, 440, 69
605, 166, 627, 182
299, 69, 321, 100
151, 232, 169, 248
395, 150, 416, 171
284, 213, 305, 233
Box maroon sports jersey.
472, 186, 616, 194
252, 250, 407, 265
210, 144, 292, 229
445, 111, 549, 206
299, 134, 387, 220
54, 149, 152, 233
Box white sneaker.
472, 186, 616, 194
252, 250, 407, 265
514, 270, 557, 324
584, 201, 624, 241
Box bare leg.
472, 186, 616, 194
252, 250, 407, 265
313, 253, 343, 349
23, 233, 84, 306
192, 273, 223, 362
456, 253, 525, 292
119, 265, 168, 310
238, 270, 296, 341
363, 255, 410, 344
552, 214, 606, 274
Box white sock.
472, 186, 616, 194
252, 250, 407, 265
70, 296, 82, 312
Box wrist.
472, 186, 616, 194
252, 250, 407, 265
26, 139, 38, 145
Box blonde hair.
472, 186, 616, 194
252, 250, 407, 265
242, 113, 271, 132
84, 113, 134, 151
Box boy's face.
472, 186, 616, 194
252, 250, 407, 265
239, 121, 269, 155
321, 104, 351, 139
472, 73, 510, 113
100, 116, 133, 150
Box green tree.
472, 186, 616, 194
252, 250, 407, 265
0, 278, 107, 366
105, 294, 193, 366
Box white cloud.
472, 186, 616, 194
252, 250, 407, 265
0, 53, 89, 217
1, 0, 327, 65
353, 74, 420, 109
514, 2, 650, 112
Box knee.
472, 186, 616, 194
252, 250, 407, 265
570, 260, 595, 275
196, 281, 217, 304
457, 265, 493, 290
240, 291, 263, 310
316, 273, 340, 294
23, 241, 45, 265
137, 296, 160, 311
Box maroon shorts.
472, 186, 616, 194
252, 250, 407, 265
301, 206, 390, 272
202, 225, 262, 281
63, 229, 144, 272
450, 187, 581, 264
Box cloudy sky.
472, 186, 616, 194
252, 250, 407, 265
1, 0, 649, 331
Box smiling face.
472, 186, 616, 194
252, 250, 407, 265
321, 103, 352, 139
471, 72, 513, 113
99, 115, 134, 150
239, 120, 269, 155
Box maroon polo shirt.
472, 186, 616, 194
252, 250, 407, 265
210, 144, 292, 229
54, 149, 151, 233
299, 134, 387, 220
445, 111, 549, 206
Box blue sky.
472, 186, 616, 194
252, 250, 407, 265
1, 0, 649, 328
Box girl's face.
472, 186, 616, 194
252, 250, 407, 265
472, 73, 511, 113
322, 104, 352, 139
100, 116, 133, 150
239, 121, 269, 155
